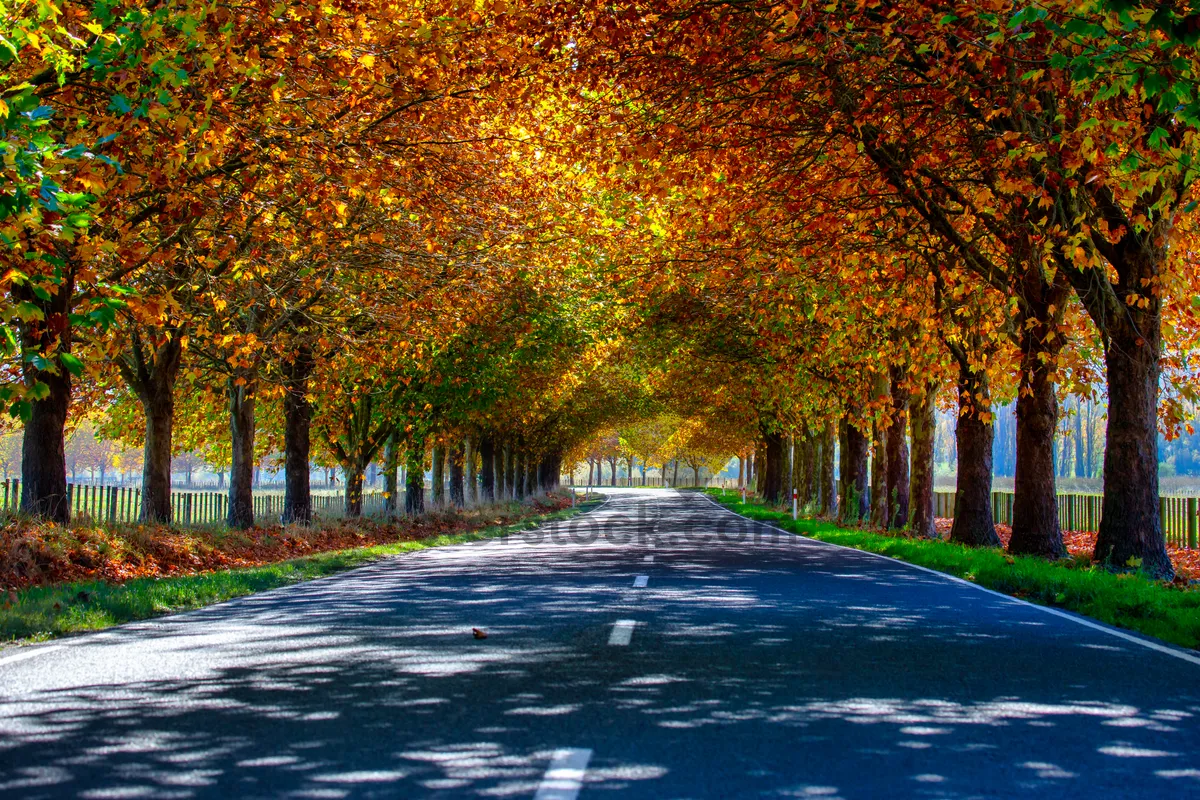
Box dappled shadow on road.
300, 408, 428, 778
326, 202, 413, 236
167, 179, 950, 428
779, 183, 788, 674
1, 491, 1198, 798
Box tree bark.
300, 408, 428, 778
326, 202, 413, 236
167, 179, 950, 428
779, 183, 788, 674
759, 431, 784, 504
18, 274, 75, 523
449, 440, 465, 507
840, 417, 869, 525
228, 374, 256, 529
431, 445, 445, 507
404, 442, 425, 515
819, 422, 836, 516
909, 383, 937, 538
870, 420, 888, 529
479, 436, 495, 503
949, 363, 1000, 547
383, 432, 399, 516
502, 443, 513, 499
115, 332, 184, 524
281, 347, 313, 525
1093, 296, 1172, 576
886, 367, 911, 529
1008, 347, 1066, 558
465, 435, 478, 505
344, 465, 364, 517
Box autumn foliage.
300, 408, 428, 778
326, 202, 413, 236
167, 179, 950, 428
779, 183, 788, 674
2, 1, 1199, 582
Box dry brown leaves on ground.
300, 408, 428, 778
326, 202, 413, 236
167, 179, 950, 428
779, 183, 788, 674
0, 494, 572, 590
932, 518, 1198, 580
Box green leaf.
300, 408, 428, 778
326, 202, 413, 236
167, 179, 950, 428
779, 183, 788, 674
1148, 126, 1171, 150
28, 381, 51, 401
59, 353, 84, 376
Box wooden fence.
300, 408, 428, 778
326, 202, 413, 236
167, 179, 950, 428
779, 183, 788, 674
934, 490, 1200, 550
0, 480, 389, 526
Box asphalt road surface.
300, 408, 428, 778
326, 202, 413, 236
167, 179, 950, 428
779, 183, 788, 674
2, 489, 1199, 799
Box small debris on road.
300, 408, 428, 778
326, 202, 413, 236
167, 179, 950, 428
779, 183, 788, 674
472, 627, 488, 639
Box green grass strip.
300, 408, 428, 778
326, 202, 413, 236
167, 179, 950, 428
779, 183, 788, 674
0, 498, 604, 646
703, 489, 1200, 651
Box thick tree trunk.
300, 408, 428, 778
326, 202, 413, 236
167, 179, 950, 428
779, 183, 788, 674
949, 365, 1000, 547
886, 367, 911, 529
449, 440, 465, 507
281, 348, 313, 525
840, 418, 869, 526
479, 436, 495, 503
18, 274, 75, 524
20, 366, 71, 523
761, 430, 784, 504
1008, 350, 1066, 558
909, 384, 937, 539
404, 442, 425, 515
141, 393, 175, 524
1093, 306, 1172, 577
502, 444, 513, 498
344, 465, 364, 517
465, 435, 478, 505
819, 422, 836, 516
431, 445, 445, 507
383, 432, 399, 516
118, 333, 185, 524
870, 420, 888, 529
228, 375, 256, 529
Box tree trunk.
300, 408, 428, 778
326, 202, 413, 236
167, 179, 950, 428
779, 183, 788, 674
608, 456, 617, 487
870, 420, 888, 529
281, 348, 313, 525
840, 417, 869, 526
738, 454, 745, 488
405, 441, 425, 515
886, 367, 911, 529
819, 422, 836, 516
1093, 303, 1172, 577
18, 273, 75, 524
1008, 348, 1066, 558
761, 430, 784, 504
949, 364, 1000, 547
140, 389, 175, 524
227, 375, 256, 529
523, 452, 533, 496
449, 440, 465, 507
479, 436, 495, 503
344, 464, 364, 517
909, 383, 937, 539
465, 435, 478, 505
117, 330, 184, 523
383, 432, 399, 516
431, 445, 445, 507
502, 444, 514, 498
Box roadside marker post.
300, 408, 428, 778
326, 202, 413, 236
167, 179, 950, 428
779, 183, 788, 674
792, 488, 798, 521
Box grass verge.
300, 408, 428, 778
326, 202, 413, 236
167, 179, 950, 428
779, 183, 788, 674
0, 496, 604, 646
703, 488, 1200, 651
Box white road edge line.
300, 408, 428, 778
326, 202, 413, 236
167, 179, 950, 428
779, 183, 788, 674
0, 645, 62, 668
633, 575, 649, 588
608, 619, 637, 646
701, 494, 1200, 669
533, 747, 592, 800
643, 555, 654, 563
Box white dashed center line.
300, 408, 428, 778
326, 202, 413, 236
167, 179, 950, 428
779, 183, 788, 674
633, 575, 649, 588
533, 747, 592, 800
643, 555, 654, 563
608, 620, 637, 646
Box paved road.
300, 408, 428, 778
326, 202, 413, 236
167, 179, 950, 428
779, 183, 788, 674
1, 489, 1198, 799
